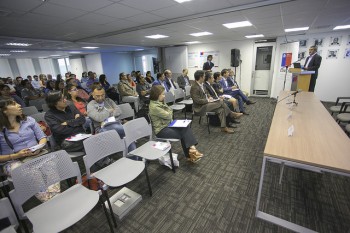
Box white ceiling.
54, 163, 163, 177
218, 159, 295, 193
0, 0, 349, 58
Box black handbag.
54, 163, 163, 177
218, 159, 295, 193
60, 139, 85, 152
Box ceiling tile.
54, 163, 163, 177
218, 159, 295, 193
183, 0, 232, 13
49, 0, 114, 12
151, 4, 194, 19
32, 2, 87, 19
96, 3, 143, 18
126, 13, 166, 24
0, 0, 43, 12
119, 0, 176, 12
75, 13, 117, 25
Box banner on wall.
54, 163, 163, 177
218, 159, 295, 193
281, 53, 292, 67
188, 51, 220, 68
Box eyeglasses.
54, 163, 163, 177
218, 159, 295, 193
70, 88, 78, 92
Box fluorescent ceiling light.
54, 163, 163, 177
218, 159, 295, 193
10, 50, 28, 52
82, 46, 99, 49
145, 34, 169, 39
50, 55, 60, 57
173, 0, 191, 3
135, 49, 144, 51
333, 25, 350, 30
69, 51, 82, 54
245, 34, 264, 38
5, 43, 32, 47
190, 32, 212, 37
0, 54, 11, 56
185, 41, 200, 44
284, 27, 309, 32
223, 21, 252, 29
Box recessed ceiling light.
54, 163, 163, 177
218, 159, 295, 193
333, 25, 350, 30
145, 34, 169, 39
69, 51, 82, 54
185, 41, 201, 44
5, 43, 32, 47
50, 55, 60, 57
285, 27, 309, 32
245, 34, 264, 38
10, 50, 28, 53
135, 49, 144, 51
190, 32, 213, 37
82, 46, 99, 49
223, 21, 252, 29
173, 0, 191, 3
0, 54, 11, 56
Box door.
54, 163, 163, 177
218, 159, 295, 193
251, 42, 276, 96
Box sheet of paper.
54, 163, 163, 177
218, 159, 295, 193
28, 143, 46, 152
66, 134, 92, 141
168, 120, 192, 127
288, 125, 294, 136
152, 142, 171, 151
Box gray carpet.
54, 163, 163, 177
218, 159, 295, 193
36, 98, 350, 232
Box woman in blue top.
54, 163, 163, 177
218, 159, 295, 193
0, 99, 47, 176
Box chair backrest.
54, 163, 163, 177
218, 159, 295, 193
118, 103, 135, 120
22, 106, 39, 116
30, 112, 46, 123
9, 151, 81, 218
185, 86, 191, 97
164, 91, 175, 105
42, 103, 49, 112
123, 118, 152, 154
0, 197, 18, 228
29, 98, 46, 111
83, 130, 126, 177
174, 88, 185, 101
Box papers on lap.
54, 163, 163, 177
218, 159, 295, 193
168, 119, 192, 127
152, 142, 171, 151
28, 143, 46, 152
66, 134, 92, 141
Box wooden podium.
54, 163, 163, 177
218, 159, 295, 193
289, 68, 315, 92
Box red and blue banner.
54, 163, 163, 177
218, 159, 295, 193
281, 53, 292, 67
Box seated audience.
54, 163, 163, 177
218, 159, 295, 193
66, 77, 89, 101
87, 86, 135, 151
81, 72, 89, 83
86, 71, 99, 93
177, 68, 191, 90
136, 75, 151, 106
45, 91, 86, 148
204, 72, 242, 122
99, 74, 119, 103
118, 72, 139, 112
228, 69, 249, 97
21, 79, 45, 106
152, 72, 170, 92
0, 84, 25, 107
145, 71, 155, 84
0, 99, 47, 177
220, 69, 255, 114
149, 85, 203, 163
211, 72, 239, 112
164, 69, 177, 91
127, 73, 136, 87
43, 80, 57, 94
190, 70, 238, 134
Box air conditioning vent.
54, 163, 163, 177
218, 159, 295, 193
253, 90, 268, 96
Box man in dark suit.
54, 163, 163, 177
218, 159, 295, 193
164, 69, 177, 91
152, 72, 170, 92
177, 68, 191, 90
203, 55, 214, 71
304, 46, 322, 92
190, 70, 236, 134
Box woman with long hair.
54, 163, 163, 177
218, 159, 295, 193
145, 71, 155, 84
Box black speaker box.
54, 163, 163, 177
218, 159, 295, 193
231, 49, 240, 67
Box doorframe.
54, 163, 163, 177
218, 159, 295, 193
250, 42, 277, 97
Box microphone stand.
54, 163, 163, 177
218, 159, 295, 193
282, 65, 289, 91
277, 91, 299, 105
286, 93, 298, 106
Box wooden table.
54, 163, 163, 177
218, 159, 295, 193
255, 91, 350, 233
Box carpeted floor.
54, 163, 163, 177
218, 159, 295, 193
33, 98, 350, 233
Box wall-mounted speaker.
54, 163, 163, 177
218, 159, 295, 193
231, 49, 240, 67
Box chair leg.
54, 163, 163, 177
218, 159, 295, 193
206, 116, 210, 134
100, 197, 115, 233
199, 116, 202, 124
103, 189, 118, 228
144, 162, 152, 196
168, 149, 176, 173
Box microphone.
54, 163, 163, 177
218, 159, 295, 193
290, 89, 302, 96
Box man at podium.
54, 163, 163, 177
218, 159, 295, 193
303, 46, 322, 92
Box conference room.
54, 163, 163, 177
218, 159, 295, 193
0, 0, 350, 232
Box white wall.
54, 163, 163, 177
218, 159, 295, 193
39, 58, 56, 76
0, 59, 13, 77
187, 40, 255, 92
69, 57, 84, 80
272, 31, 350, 101
85, 53, 103, 76
16, 59, 36, 77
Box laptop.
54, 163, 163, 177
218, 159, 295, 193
293, 62, 301, 68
